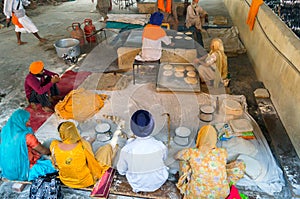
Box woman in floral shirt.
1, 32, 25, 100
175, 125, 245, 199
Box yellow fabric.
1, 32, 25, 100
29, 61, 44, 74
50, 140, 95, 188
209, 38, 228, 86
50, 122, 111, 188
95, 144, 113, 167
246, 0, 263, 31
55, 88, 107, 122
195, 125, 217, 156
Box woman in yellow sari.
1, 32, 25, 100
175, 125, 245, 199
194, 38, 229, 87
50, 121, 113, 188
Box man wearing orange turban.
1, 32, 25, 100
24, 61, 61, 112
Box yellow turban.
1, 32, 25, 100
29, 61, 44, 74
196, 125, 217, 156
58, 121, 81, 144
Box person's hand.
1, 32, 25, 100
51, 75, 60, 84
170, 42, 175, 47
193, 58, 200, 64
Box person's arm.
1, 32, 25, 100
193, 53, 208, 64
26, 134, 51, 155
117, 149, 128, 175
34, 144, 51, 155
26, 74, 59, 95
3, 0, 13, 25
43, 69, 59, 77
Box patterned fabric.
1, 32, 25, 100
176, 147, 230, 199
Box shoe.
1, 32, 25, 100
42, 106, 54, 113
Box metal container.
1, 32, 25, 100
199, 105, 215, 122
54, 38, 80, 58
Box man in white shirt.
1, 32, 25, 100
117, 109, 169, 193
3, 0, 46, 45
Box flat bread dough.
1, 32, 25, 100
163, 70, 173, 77
177, 32, 184, 35
175, 36, 183, 39
185, 31, 193, 35
175, 66, 185, 72
229, 119, 253, 133
223, 99, 242, 111
163, 64, 173, 70
185, 66, 195, 71
168, 36, 173, 39
175, 71, 184, 78
95, 123, 110, 133
185, 36, 192, 40
184, 77, 198, 85
175, 126, 191, 137
187, 71, 196, 77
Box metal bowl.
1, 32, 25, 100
54, 38, 80, 58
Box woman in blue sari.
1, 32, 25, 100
0, 109, 56, 181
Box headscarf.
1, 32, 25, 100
57, 121, 109, 180
209, 38, 228, 80
195, 125, 217, 156
130, 109, 155, 137
0, 109, 34, 180
149, 12, 164, 26
29, 61, 44, 75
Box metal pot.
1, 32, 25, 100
54, 38, 80, 58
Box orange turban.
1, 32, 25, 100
29, 61, 44, 74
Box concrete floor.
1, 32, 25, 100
0, 0, 299, 198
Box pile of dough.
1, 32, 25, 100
184, 77, 198, 85
163, 64, 173, 70
175, 71, 184, 78
222, 99, 243, 116
175, 66, 185, 72
185, 31, 193, 35
185, 66, 195, 71
185, 37, 192, 40
177, 32, 184, 35
163, 70, 173, 77
187, 71, 196, 77
175, 36, 183, 39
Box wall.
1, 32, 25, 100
224, 0, 300, 157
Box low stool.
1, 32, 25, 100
132, 59, 160, 85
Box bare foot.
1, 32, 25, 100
18, 41, 28, 45
39, 38, 47, 43
42, 106, 54, 113
30, 103, 37, 111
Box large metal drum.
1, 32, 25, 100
54, 38, 80, 58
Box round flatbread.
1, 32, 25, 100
163, 64, 173, 70
177, 32, 184, 35
185, 66, 195, 71
200, 105, 215, 114
163, 70, 173, 77
184, 77, 198, 85
187, 71, 196, 77
175, 126, 191, 137
175, 71, 184, 78
175, 36, 183, 39
185, 36, 192, 40
175, 66, 185, 72
95, 123, 110, 133
168, 36, 173, 39
185, 31, 193, 35
223, 99, 242, 111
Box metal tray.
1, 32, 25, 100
156, 63, 201, 93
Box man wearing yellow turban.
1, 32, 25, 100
24, 61, 61, 112
50, 121, 113, 188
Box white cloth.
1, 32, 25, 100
3, 0, 38, 33
135, 36, 171, 61
117, 136, 169, 192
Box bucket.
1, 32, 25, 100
54, 38, 80, 58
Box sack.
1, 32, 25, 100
29, 172, 63, 199
90, 168, 116, 199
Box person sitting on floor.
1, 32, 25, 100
185, 0, 208, 33
24, 60, 61, 112
50, 121, 115, 188
135, 11, 173, 62
0, 109, 56, 181
117, 109, 169, 193
194, 38, 229, 87
175, 125, 245, 199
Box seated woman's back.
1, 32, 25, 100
50, 140, 94, 188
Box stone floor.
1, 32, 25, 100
0, 0, 299, 198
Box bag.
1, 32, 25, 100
29, 172, 63, 199
90, 168, 116, 199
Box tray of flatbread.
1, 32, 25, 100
156, 63, 201, 92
